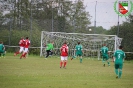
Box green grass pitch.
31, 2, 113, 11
0, 54, 133, 88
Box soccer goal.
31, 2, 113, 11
40, 31, 122, 59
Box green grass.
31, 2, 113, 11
0, 54, 133, 88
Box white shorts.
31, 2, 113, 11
19, 47, 24, 53
61, 56, 68, 61
24, 48, 29, 53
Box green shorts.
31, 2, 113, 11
76, 52, 82, 56
115, 63, 123, 69
102, 54, 109, 60
0, 50, 5, 53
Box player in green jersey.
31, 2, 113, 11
113, 46, 126, 79
71, 42, 83, 63
100, 44, 110, 67
45, 41, 54, 58
0, 41, 5, 58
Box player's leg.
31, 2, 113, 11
71, 56, 76, 60
102, 56, 106, 67
14, 47, 21, 56
23, 48, 28, 58
2, 50, 5, 58
60, 56, 64, 68
63, 56, 68, 68
45, 50, 50, 58
0, 51, 2, 58
115, 64, 119, 78
79, 54, 82, 63
20, 48, 28, 59
50, 50, 53, 56
118, 63, 123, 78
106, 55, 110, 66
71, 52, 77, 60
0, 50, 5, 58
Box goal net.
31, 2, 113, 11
40, 31, 122, 59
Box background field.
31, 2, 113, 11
0, 54, 133, 88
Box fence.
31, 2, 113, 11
3, 45, 133, 60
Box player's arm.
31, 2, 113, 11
19, 40, 22, 45
3, 45, 5, 50
66, 46, 68, 53
81, 45, 83, 53
113, 52, 115, 62
60, 47, 62, 53
123, 53, 126, 62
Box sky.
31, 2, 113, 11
78, 0, 133, 30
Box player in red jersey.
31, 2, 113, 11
14, 37, 25, 56
20, 37, 30, 59
60, 41, 69, 68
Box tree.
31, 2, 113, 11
68, 0, 91, 33
107, 14, 133, 52
126, 14, 133, 23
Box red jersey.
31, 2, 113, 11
60, 44, 68, 56
24, 39, 30, 48
19, 39, 25, 47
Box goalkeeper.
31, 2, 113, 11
71, 42, 83, 63
45, 41, 54, 58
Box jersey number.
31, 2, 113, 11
118, 54, 121, 59
62, 48, 66, 52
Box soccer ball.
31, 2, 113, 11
89, 29, 92, 31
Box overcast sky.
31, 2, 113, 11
78, 0, 133, 30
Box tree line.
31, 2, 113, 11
0, 0, 133, 58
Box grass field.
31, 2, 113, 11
0, 54, 133, 88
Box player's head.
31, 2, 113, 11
78, 42, 80, 45
0, 41, 3, 44
51, 41, 54, 44
26, 37, 29, 39
103, 44, 106, 46
119, 45, 123, 49
63, 41, 67, 44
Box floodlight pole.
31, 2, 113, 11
94, 1, 97, 34
30, 0, 33, 45
117, 15, 120, 37
52, 1, 54, 32
9, 17, 12, 45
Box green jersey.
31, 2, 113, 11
100, 46, 108, 55
46, 43, 54, 50
0, 44, 4, 53
114, 49, 125, 64
75, 44, 83, 55
100, 46, 109, 59
0, 44, 4, 50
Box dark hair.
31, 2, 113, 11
119, 46, 123, 49
26, 37, 29, 39
64, 41, 67, 44
78, 42, 80, 45
0, 41, 3, 44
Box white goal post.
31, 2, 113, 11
40, 31, 122, 59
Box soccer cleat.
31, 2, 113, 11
103, 64, 105, 67
71, 58, 73, 60
60, 67, 62, 68
63, 66, 66, 69
116, 76, 118, 79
